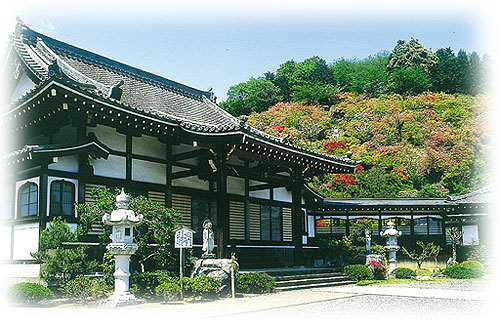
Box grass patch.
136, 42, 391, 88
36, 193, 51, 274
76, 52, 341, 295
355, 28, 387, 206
415, 268, 432, 276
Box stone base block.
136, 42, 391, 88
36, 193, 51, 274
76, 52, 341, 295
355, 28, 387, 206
104, 293, 142, 307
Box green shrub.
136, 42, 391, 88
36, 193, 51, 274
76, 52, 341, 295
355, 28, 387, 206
182, 275, 221, 300
392, 267, 417, 279
343, 264, 374, 282
155, 277, 182, 302
61, 275, 109, 303
444, 265, 483, 279
8, 282, 54, 305
237, 272, 276, 294
459, 260, 484, 271
131, 270, 174, 298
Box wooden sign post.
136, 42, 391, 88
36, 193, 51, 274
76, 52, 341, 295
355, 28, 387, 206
174, 226, 195, 297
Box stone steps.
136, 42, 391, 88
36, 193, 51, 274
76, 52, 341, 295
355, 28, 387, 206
241, 267, 356, 292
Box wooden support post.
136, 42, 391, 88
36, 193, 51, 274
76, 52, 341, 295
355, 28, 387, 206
216, 159, 229, 259
165, 136, 173, 208
291, 170, 303, 266
38, 162, 49, 249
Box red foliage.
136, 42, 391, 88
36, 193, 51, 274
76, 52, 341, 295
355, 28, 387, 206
331, 173, 357, 186
323, 141, 347, 154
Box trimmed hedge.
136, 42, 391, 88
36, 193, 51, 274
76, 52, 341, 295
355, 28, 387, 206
8, 282, 54, 305
237, 272, 276, 294
131, 270, 174, 298
155, 277, 182, 302
392, 267, 417, 279
459, 260, 484, 271
343, 264, 374, 282
61, 275, 109, 303
182, 275, 221, 299
444, 263, 483, 279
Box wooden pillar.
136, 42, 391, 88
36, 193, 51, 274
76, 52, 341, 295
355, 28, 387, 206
216, 158, 229, 259
410, 212, 415, 250
244, 160, 250, 243
345, 211, 350, 236
292, 170, 303, 266
125, 134, 132, 183
38, 162, 49, 249
76, 120, 87, 206
165, 134, 173, 208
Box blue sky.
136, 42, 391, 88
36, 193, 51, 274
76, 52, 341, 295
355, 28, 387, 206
1, 1, 495, 101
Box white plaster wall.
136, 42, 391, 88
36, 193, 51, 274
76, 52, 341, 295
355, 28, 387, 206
13, 223, 39, 260
51, 125, 76, 144
48, 155, 79, 173
10, 73, 36, 102
87, 124, 126, 152
133, 135, 166, 159
249, 180, 270, 199
172, 176, 209, 190
273, 187, 292, 203
132, 159, 166, 185
0, 184, 15, 220
172, 143, 194, 154
308, 215, 315, 237
46, 177, 78, 217
90, 155, 126, 179
15, 177, 40, 219
250, 189, 270, 199
227, 176, 245, 196
0, 226, 12, 260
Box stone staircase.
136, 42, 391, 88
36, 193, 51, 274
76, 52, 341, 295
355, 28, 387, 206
242, 267, 356, 291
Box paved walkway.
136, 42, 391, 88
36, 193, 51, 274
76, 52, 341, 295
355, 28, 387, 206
317, 284, 489, 300
4, 280, 492, 320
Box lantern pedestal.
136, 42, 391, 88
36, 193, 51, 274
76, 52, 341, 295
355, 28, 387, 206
102, 188, 143, 307
380, 221, 402, 275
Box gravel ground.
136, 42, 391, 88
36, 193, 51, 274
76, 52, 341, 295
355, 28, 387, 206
378, 279, 488, 291
214, 294, 488, 320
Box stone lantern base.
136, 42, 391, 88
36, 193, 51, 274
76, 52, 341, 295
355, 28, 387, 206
105, 292, 142, 307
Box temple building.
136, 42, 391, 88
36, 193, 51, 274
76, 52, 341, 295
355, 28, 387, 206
1, 21, 357, 269
1, 21, 489, 273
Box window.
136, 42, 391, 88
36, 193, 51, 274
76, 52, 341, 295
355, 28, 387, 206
18, 183, 38, 217
261, 205, 281, 241
50, 180, 75, 216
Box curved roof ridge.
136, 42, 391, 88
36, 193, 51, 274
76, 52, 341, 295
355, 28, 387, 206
13, 22, 213, 100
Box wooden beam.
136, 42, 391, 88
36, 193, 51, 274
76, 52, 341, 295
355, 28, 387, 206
172, 149, 208, 161
249, 183, 287, 192
172, 169, 199, 180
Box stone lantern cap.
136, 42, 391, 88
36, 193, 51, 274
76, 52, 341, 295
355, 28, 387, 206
379, 221, 402, 238
102, 188, 144, 226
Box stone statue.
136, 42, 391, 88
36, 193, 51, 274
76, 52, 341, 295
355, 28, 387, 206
365, 228, 372, 254
202, 219, 215, 258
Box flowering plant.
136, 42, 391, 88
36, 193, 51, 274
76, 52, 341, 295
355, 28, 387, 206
368, 261, 387, 280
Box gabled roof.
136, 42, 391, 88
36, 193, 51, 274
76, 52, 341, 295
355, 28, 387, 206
1, 135, 110, 167
5, 20, 357, 173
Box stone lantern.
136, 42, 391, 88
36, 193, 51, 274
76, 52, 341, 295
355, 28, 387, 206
102, 188, 143, 306
380, 221, 402, 274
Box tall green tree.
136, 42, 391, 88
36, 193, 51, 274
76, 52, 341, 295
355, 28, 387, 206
431, 48, 463, 93
387, 38, 439, 73
76, 188, 182, 271
219, 77, 281, 116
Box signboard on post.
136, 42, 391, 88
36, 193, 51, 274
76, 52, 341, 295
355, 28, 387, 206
173, 226, 195, 295
175, 226, 195, 249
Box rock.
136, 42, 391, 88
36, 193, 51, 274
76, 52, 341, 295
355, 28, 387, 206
191, 258, 239, 297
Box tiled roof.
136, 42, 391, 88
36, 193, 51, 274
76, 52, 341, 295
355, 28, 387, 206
446, 186, 494, 204
8, 20, 357, 170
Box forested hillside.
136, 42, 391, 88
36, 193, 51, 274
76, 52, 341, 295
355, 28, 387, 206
220, 39, 490, 197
